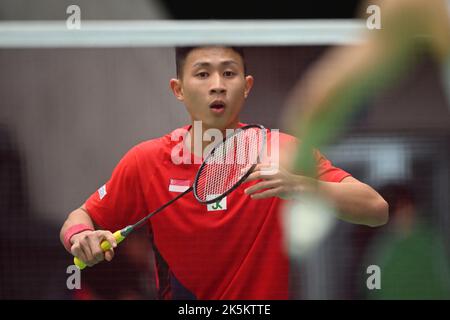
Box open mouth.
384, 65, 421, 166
209, 100, 226, 114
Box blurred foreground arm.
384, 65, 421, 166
283, 0, 450, 175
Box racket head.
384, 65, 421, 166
193, 124, 267, 204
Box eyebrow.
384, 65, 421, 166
192, 60, 240, 69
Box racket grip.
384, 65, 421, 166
73, 230, 126, 270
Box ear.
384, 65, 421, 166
244, 75, 254, 99
169, 78, 184, 101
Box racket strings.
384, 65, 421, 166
195, 127, 264, 202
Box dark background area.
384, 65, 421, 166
0, 0, 363, 20
160, 1, 361, 19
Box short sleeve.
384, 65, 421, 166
314, 149, 351, 182
85, 147, 148, 231
278, 132, 351, 183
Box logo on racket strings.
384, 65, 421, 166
170, 121, 279, 175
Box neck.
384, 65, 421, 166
187, 119, 240, 157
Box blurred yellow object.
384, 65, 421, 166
283, 0, 450, 176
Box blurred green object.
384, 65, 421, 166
365, 222, 450, 299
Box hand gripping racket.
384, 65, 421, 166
74, 124, 267, 269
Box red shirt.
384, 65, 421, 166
85, 124, 350, 299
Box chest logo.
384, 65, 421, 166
207, 196, 227, 212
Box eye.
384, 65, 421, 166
224, 71, 236, 77
196, 72, 209, 78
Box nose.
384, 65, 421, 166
209, 73, 226, 95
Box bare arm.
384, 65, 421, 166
244, 165, 388, 227
59, 205, 95, 242
317, 176, 388, 227
60, 204, 117, 267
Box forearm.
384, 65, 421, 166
60, 205, 117, 265
317, 180, 388, 227
59, 205, 95, 250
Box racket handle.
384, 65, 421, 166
73, 230, 126, 270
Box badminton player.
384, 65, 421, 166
60, 46, 388, 299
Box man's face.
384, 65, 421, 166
170, 47, 254, 130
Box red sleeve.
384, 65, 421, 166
314, 149, 351, 182
278, 132, 351, 183
85, 146, 148, 232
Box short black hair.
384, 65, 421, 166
175, 46, 246, 78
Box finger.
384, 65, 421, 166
246, 170, 279, 182
98, 231, 117, 249
246, 168, 277, 182
104, 249, 115, 262
78, 236, 96, 266
71, 243, 88, 265
87, 235, 105, 264
258, 165, 280, 177
245, 180, 281, 195
252, 163, 273, 172
250, 187, 284, 200
244, 171, 260, 182
89, 230, 117, 263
